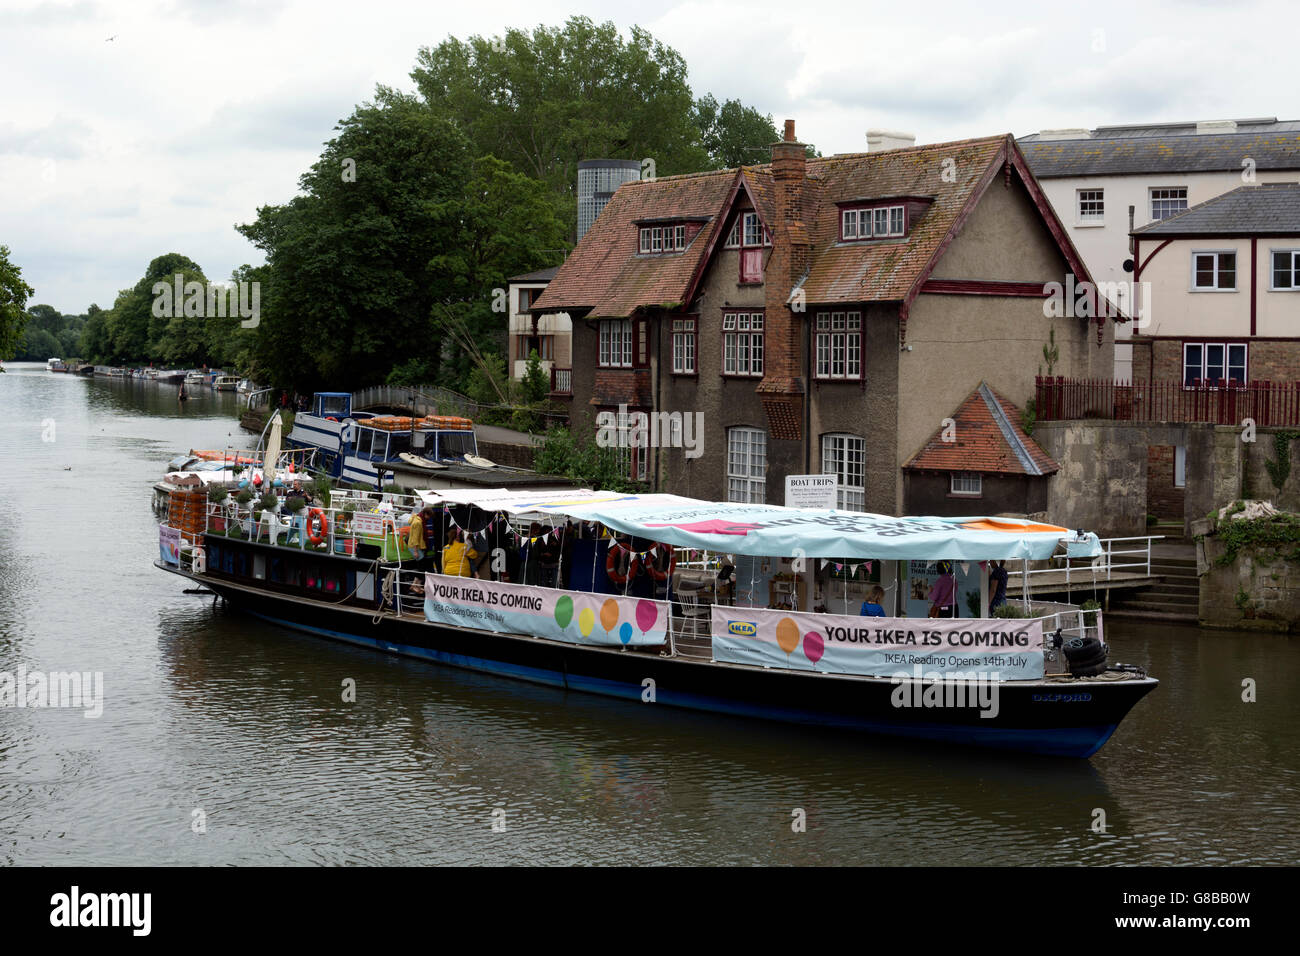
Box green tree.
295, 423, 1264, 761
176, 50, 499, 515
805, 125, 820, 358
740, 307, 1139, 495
693, 94, 782, 169
412, 17, 708, 226
522, 348, 548, 403
0, 245, 35, 362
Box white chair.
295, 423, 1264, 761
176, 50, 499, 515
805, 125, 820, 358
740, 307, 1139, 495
677, 589, 711, 638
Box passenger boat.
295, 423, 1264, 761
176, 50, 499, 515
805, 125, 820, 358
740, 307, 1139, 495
212, 374, 240, 392
285, 392, 479, 487
156, 486, 1157, 757
47, 357, 66, 372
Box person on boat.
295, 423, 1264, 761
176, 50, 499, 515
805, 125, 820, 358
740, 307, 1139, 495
927, 562, 956, 618
860, 585, 887, 617
988, 560, 1009, 615
441, 528, 480, 578
408, 506, 433, 567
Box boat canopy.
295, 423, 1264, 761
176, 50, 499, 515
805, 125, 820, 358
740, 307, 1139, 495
416, 488, 1101, 561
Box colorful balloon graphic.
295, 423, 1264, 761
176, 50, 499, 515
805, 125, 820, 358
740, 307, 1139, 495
803, 631, 825, 665
776, 617, 800, 655
554, 594, 574, 628
619, 622, 633, 644
635, 600, 658, 633
578, 607, 595, 637
600, 599, 619, 633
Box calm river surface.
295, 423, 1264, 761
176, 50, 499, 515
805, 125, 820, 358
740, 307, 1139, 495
1, 361, 1297, 865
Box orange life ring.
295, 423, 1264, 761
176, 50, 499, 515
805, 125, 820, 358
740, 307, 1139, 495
605, 545, 640, 585
306, 508, 329, 545
645, 547, 676, 582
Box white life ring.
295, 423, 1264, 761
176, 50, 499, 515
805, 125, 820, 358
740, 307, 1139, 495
193, 548, 207, 573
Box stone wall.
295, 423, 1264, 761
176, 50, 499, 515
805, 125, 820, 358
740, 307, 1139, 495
1194, 508, 1300, 632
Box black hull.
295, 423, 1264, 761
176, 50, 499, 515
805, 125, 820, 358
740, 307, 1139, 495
167, 564, 1158, 758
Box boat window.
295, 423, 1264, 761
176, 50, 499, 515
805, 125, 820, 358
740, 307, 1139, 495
317, 395, 349, 416
388, 433, 411, 456
437, 431, 476, 460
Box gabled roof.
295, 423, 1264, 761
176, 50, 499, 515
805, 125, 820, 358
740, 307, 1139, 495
1132, 183, 1300, 237
904, 382, 1059, 477
508, 266, 560, 283
533, 134, 1084, 318
1019, 128, 1300, 178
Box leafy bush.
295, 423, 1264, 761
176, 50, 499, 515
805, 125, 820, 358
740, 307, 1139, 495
534, 425, 641, 492
207, 485, 229, 502
285, 496, 306, 513
992, 603, 1030, 619
258, 490, 279, 511
235, 489, 255, 505
522, 349, 549, 404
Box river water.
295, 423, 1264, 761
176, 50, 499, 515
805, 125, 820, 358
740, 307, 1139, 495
0, 362, 1296, 866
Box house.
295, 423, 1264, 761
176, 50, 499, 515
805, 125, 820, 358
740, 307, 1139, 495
903, 382, 1059, 517
1130, 182, 1300, 384
505, 267, 569, 388
530, 121, 1115, 515
1020, 117, 1300, 379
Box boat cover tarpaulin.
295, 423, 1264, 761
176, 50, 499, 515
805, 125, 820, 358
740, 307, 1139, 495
419, 488, 1100, 561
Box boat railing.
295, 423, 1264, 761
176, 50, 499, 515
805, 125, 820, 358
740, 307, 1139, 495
1009, 535, 1164, 596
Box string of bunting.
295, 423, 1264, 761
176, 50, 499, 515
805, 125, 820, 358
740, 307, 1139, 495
818, 559, 874, 576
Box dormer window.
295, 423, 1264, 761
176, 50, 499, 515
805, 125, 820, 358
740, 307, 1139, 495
724, 212, 770, 249
638, 223, 690, 255
840, 203, 906, 241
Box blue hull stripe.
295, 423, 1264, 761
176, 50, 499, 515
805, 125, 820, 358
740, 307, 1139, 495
244, 609, 1120, 758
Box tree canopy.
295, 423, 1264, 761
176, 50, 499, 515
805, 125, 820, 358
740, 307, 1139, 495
0, 246, 35, 362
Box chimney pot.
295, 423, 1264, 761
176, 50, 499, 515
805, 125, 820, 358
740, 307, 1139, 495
783, 119, 795, 142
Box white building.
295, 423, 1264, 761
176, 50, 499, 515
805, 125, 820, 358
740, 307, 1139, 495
1020, 117, 1300, 380
506, 267, 570, 390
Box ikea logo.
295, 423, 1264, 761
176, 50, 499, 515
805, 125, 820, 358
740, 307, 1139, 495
727, 621, 757, 637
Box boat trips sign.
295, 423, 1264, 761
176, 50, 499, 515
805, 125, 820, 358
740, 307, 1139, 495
710, 606, 1045, 680
423, 573, 669, 647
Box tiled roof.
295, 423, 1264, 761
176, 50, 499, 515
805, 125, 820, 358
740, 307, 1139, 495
533, 171, 735, 318
508, 266, 560, 283
904, 382, 1059, 476
1019, 129, 1300, 178
532, 135, 1022, 315
1133, 183, 1300, 236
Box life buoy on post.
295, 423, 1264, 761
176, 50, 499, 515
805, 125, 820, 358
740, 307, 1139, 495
193, 548, 206, 573
645, 547, 676, 583
605, 545, 640, 585
306, 508, 329, 545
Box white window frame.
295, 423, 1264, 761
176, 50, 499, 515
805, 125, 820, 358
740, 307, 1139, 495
1270, 249, 1300, 291
1191, 250, 1237, 291
821, 434, 865, 511
841, 204, 905, 240
722, 311, 763, 376
724, 218, 741, 249
1077, 188, 1104, 225
727, 427, 767, 503
1150, 186, 1188, 222
814, 311, 863, 380
639, 228, 651, 254
842, 209, 859, 239
598, 319, 633, 368
674, 224, 686, 251
671, 318, 696, 374
950, 473, 982, 496
742, 212, 764, 247
650, 227, 663, 253
1182, 341, 1247, 387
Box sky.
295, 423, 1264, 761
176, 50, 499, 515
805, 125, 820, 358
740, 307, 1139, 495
1, 0, 1296, 313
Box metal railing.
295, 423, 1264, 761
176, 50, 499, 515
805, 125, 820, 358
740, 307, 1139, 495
1036, 376, 1300, 425
1009, 535, 1163, 596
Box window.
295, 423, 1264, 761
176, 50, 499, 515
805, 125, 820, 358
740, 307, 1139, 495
1271, 250, 1300, 290
639, 228, 651, 253
651, 227, 663, 253
840, 204, 905, 240
1077, 189, 1104, 224
1193, 251, 1236, 290
814, 311, 863, 380
822, 434, 865, 511
640, 223, 688, 255
674, 224, 686, 250
1183, 342, 1246, 386
1174, 446, 1187, 489
1150, 187, 1188, 221
671, 318, 696, 374
518, 287, 535, 311
727, 427, 766, 502
724, 219, 741, 248
722, 311, 764, 376
742, 212, 764, 247
598, 319, 633, 368
950, 473, 982, 496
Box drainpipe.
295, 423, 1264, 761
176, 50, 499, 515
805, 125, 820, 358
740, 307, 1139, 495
805, 308, 812, 474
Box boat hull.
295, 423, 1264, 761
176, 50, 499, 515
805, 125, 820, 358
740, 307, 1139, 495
173, 567, 1157, 758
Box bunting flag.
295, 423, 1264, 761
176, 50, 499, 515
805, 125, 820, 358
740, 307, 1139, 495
865, 561, 873, 572
819, 559, 829, 570
978, 561, 988, 572
960, 562, 970, 576
835, 562, 843, 572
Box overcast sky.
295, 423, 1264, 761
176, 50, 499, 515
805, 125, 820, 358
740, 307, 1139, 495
1, 0, 1295, 313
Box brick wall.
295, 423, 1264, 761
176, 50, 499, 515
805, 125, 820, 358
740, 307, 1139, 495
1132, 337, 1300, 383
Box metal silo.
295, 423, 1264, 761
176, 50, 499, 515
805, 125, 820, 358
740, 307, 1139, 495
577, 159, 642, 241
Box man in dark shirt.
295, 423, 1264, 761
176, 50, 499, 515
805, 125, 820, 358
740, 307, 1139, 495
988, 560, 1009, 615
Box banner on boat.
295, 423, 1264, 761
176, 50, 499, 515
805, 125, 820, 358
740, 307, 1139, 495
159, 525, 181, 566
710, 606, 1045, 680
422, 573, 669, 647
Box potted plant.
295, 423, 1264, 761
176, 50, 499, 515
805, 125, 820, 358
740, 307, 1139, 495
207, 485, 230, 532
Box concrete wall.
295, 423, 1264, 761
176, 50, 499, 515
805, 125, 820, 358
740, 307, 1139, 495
1196, 510, 1300, 632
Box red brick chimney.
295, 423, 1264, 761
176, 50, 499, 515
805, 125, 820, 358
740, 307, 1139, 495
758, 119, 808, 441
